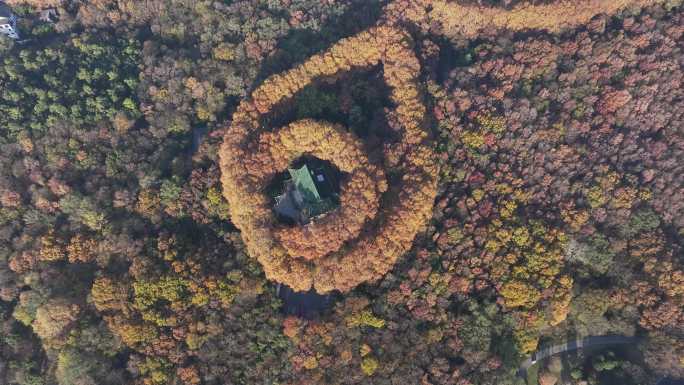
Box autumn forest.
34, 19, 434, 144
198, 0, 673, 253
0, 0, 682, 385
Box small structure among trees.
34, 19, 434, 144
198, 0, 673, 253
0, 3, 18, 40
274, 159, 339, 224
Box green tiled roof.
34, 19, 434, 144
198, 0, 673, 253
288, 165, 321, 202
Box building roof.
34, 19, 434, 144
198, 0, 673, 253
274, 163, 339, 224
288, 165, 321, 202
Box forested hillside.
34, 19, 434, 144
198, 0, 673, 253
0, 1, 681, 384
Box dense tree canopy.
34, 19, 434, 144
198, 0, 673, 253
219, 25, 439, 293
0, 0, 681, 384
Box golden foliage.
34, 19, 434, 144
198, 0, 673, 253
219, 25, 438, 293
137, 188, 160, 217
513, 316, 544, 354
361, 356, 379, 376
384, 0, 661, 39
473, 187, 572, 353
302, 355, 319, 370
38, 230, 66, 262
91, 277, 131, 314
66, 234, 98, 263
256, 120, 386, 260
345, 310, 386, 328
212, 43, 236, 61
106, 315, 158, 347
548, 276, 573, 326
218, 0, 655, 293
500, 280, 540, 309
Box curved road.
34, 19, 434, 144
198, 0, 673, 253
518, 335, 638, 377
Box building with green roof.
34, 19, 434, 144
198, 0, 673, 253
274, 162, 338, 224
289, 164, 321, 203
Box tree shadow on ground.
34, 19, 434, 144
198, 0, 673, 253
255, 1, 383, 83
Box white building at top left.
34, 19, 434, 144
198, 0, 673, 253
0, 2, 19, 40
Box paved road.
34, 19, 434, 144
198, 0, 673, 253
518, 335, 637, 376
656, 377, 684, 385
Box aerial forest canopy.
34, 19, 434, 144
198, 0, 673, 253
219, 25, 438, 293
0, 0, 682, 385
